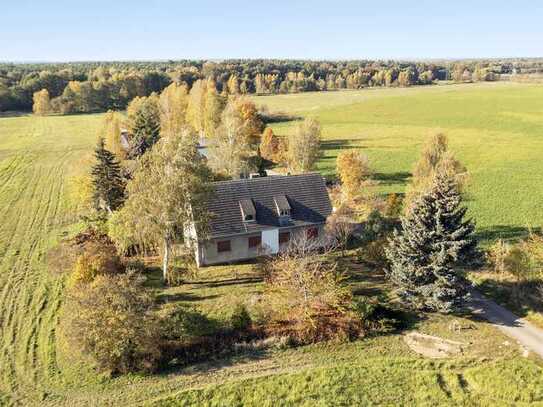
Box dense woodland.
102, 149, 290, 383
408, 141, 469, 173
2, 58, 543, 113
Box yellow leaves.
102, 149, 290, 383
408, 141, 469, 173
32, 89, 51, 115
336, 149, 371, 202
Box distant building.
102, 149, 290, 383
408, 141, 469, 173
190, 173, 332, 266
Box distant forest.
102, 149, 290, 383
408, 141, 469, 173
1, 58, 543, 113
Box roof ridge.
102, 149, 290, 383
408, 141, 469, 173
211, 172, 322, 186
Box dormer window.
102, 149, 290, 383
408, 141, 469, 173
274, 195, 291, 226
239, 199, 256, 223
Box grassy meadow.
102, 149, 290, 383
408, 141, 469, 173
255, 82, 543, 241
1, 82, 543, 405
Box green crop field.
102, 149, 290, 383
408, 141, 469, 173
255, 82, 543, 241
1, 82, 543, 405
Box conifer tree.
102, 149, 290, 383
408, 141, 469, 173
385, 170, 478, 313
126, 94, 161, 158
91, 138, 125, 213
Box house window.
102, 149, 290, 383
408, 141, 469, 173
217, 240, 231, 253
244, 214, 254, 222
279, 231, 290, 244
248, 235, 261, 249
307, 227, 319, 240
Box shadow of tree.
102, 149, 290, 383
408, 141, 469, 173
475, 225, 540, 243
321, 139, 351, 151
260, 112, 303, 124
373, 171, 412, 187
470, 278, 543, 323
156, 292, 221, 303
190, 276, 263, 289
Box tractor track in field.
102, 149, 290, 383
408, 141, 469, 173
0, 144, 73, 404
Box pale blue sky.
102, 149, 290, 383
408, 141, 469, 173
1, 0, 542, 61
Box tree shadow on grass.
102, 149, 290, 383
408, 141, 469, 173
321, 139, 352, 152
189, 276, 263, 289
159, 345, 270, 378
156, 292, 222, 303
373, 171, 411, 187
475, 225, 539, 244
467, 279, 543, 324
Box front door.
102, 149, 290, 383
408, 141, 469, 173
261, 229, 279, 254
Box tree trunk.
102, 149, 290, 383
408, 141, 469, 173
163, 237, 170, 282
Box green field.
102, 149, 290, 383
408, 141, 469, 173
256, 82, 543, 240
1, 83, 543, 405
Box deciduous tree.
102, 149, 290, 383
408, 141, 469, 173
336, 149, 371, 202
111, 128, 212, 281
186, 79, 207, 138
209, 100, 256, 179
287, 117, 321, 173
405, 133, 467, 213
102, 110, 125, 159
203, 80, 226, 139
63, 272, 161, 374
159, 82, 189, 139
32, 89, 51, 115
259, 127, 281, 162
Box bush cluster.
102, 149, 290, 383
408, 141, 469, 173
261, 250, 364, 344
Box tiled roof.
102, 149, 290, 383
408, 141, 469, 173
205, 173, 332, 237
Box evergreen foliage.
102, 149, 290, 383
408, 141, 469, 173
126, 94, 161, 158
91, 138, 125, 213
385, 170, 478, 313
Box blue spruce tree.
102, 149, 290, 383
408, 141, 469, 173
385, 170, 477, 313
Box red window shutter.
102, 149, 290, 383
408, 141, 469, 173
307, 227, 319, 239
248, 235, 261, 248
217, 240, 231, 253
279, 231, 290, 244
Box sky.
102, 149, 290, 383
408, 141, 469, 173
1, 0, 542, 62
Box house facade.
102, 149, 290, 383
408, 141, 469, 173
194, 173, 333, 266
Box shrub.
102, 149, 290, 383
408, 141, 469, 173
487, 239, 511, 274
384, 193, 403, 218
505, 246, 532, 281
358, 210, 392, 244
63, 272, 161, 374
262, 251, 363, 344
69, 240, 123, 286
360, 238, 389, 269
230, 303, 252, 332
157, 303, 219, 340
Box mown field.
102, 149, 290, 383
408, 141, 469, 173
1, 82, 543, 405
256, 82, 543, 241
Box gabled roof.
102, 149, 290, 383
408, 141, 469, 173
205, 173, 332, 238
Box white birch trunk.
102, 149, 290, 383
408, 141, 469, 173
163, 237, 170, 282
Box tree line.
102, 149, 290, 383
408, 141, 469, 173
3, 58, 541, 113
